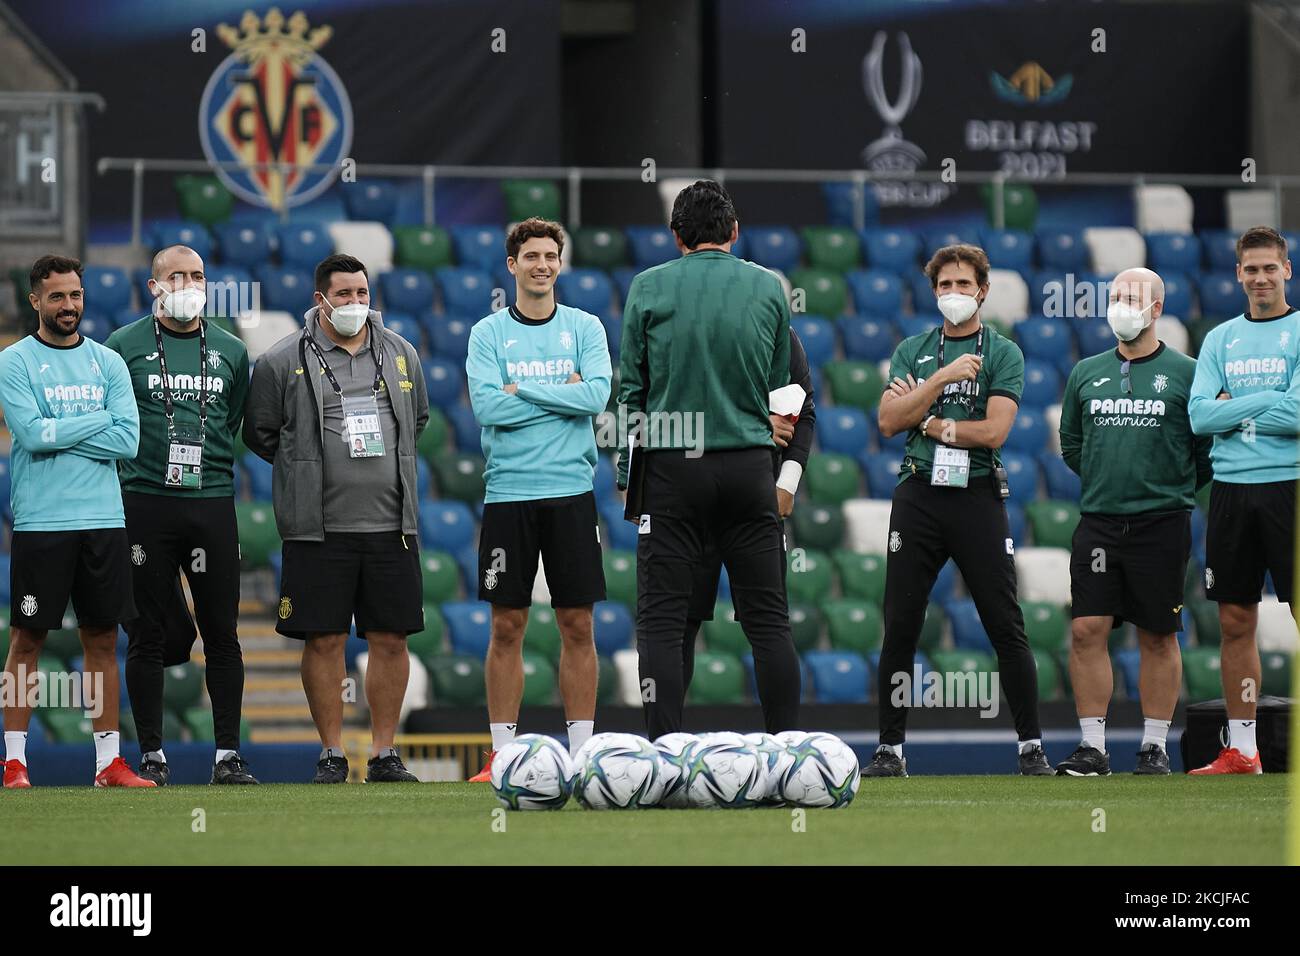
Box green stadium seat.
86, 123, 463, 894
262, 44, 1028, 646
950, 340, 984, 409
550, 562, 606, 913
834, 550, 886, 603
392, 225, 454, 271
919, 603, 946, 655
407, 603, 446, 664
801, 226, 862, 272
824, 599, 882, 655
789, 603, 822, 653
174, 174, 233, 226
1025, 500, 1080, 550
433, 453, 487, 503
791, 503, 845, 552
182, 707, 251, 743
116, 712, 138, 742
421, 550, 461, 603
162, 706, 187, 742
1261, 651, 1292, 697
786, 547, 833, 604
603, 551, 637, 608
983, 318, 1013, 339
429, 654, 487, 707
520, 652, 557, 706
701, 603, 748, 657
597, 654, 619, 705
525, 607, 562, 664
235, 502, 280, 569
980, 181, 1038, 232
928, 650, 997, 706
1033, 649, 1062, 701
1182, 647, 1222, 702
163, 661, 204, 713
574, 226, 629, 270
43, 625, 84, 667
1020, 600, 1068, 652
1188, 599, 1219, 647
788, 268, 848, 316
417, 408, 451, 464
37, 708, 93, 743
804, 453, 862, 505
502, 179, 562, 222
824, 361, 886, 411
687, 652, 745, 704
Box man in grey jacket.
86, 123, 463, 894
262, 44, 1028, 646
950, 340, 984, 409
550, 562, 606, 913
244, 253, 429, 784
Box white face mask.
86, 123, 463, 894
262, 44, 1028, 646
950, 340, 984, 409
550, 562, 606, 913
154, 282, 206, 323
937, 292, 980, 326
324, 301, 369, 337
1107, 299, 1155, 342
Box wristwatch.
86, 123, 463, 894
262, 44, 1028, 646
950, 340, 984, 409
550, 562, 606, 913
920, 414, 936, 438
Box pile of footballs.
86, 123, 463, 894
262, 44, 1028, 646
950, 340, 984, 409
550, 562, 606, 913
489, 730, 860, 811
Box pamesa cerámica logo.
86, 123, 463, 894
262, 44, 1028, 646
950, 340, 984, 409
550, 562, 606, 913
990, 61, 1074, 105
200, 8, 353, 211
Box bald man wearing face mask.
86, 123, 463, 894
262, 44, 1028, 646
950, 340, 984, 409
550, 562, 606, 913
1056, 267, 1212, 776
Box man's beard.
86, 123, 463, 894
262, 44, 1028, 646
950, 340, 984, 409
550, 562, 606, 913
41, 309, 81, 337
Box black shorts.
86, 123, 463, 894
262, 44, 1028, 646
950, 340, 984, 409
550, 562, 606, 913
1070, 511, 1190, 635
276, 531, 424, 639
10, 528, 137, 630
687, 524, 790, 622
1205, 479, 1297, 605
477, 491, 605, 608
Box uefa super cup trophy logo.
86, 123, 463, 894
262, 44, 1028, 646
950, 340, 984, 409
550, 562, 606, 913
861, 31, 926, 172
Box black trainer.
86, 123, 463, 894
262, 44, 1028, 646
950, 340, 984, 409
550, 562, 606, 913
137, 757, 170, 787
211, 753, 259, 785
1054, 744, 1111, 776
366, 751, 419, 783
1133, 744, 1171, 775
862, 745, 908, 778
1018, 744, 1055, 775
312, 755, 349, 784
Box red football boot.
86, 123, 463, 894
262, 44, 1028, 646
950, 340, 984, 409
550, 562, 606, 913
468, 751, 495, 783
93, 756, 158, 788
3, 759, 31, 789
1188, 747, 1263, 775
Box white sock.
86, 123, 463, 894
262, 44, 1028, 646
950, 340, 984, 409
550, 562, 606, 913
144, 749, 167, 764
5, 731, 28, 765
489, 723, 517, 752
1140, 718, 1171, 752
879, 743, 902, 757
566, 720, 594, 757
1228, 719, 1258, 758
1080, 717, 1107, 752
93, 731, 120, 774
1018, 738, 1042, 755
215, 748, 237, 765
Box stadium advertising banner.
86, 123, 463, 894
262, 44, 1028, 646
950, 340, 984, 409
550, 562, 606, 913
717, 0, 1248, 208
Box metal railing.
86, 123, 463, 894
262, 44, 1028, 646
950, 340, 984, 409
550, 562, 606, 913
96, 157, 1300, 246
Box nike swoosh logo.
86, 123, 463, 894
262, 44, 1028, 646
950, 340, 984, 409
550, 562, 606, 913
917, 355, 934, 364
1225, 338, 1241, 349
504, 339, 518, 349
1092, 378, 1111, 387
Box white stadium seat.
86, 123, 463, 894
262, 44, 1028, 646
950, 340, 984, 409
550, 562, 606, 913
1015, 546, 1072, 605
1256, 596, 1299, 653
981, 267, 1030, 324
657, 177, 696, 223
356, 650, 429, 720
327, 221, 395, 272
1045, 403, 1063, 454
1155, 315, 1189, 354
1084, 227, 1146, 277
1134, 185, 1194, 234
238, 309, 299, 361
613, 648, 643, 707
1225, 190, 1278, 232
843, 498, 894, 554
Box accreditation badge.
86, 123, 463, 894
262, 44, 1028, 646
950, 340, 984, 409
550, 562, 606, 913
342, 394, 385, 458
165, 424, 204, 489
930, 444, 970, 488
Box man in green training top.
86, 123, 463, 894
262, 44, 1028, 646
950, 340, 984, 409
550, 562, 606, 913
106, 244, 256, 785
1057, 267, 1211, 776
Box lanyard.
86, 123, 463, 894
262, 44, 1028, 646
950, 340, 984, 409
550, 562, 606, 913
153, 318, 206, 438
935, 325, 984, 370
303, 320, 383, 399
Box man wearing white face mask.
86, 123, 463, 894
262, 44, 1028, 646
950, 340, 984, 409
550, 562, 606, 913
867, 243, 1049, 777
106, 244, 256, 784
1057, 267, 1211, 776
244, 253, 429, 784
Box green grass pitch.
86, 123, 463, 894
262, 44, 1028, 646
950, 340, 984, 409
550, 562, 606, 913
4, 776, 1288, 865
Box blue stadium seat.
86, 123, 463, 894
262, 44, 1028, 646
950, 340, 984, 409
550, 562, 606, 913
594, 455, 616, 501
818, 406, 869, 456
0, 553, 10, 607
1073, 317, 1116, 360
930, 561, 958, 603
944, 599, 989, 650
1201, 230, 1239, 271
1020, 360, 1062, 409
442, 601, 492, 658
447, 403, 482, 454
980, 229, 1036, 272
602, 512, 639, 552
864, 414, 906, 454
1161, 271, 1194, 319
791, 315, 837, 369
1016, 318, 1072, 364
600, 312, 622, 362
214, 222, 273, 268
625, 226, 677, 269
423, 356, 466, 409
1005, 501, 1026, 547
1000, 451, 1040, 502
77, 313, 113, 343
841, 315, 896, 363
846, 269, 904, 316
555, 268, 615, 314
1004, 408, 1049, 454
151, 221, 213, 262
1040, 452, 1081, 501
276, 222, 333, 269
897, 313, 938, 339
243, 453, 273, 501
115, 306, 144, 329
821, 181, 879, 228
381, 312, 423, 353
428, 313, 474, 361
436, 267, 496, 316
908, 272, 937, 312
611, 266, 639, 306
254, 265, 314, 312
205, 264, 252, 314
82, 266, 133, 314
342, 181, 398, 222
860, 227, 920, 274
131, 267, 155, 311
804, 651, 869, 703
743, 226, 802, 273
379, 268, 436, 314
864, 452, 905, 499
593, 601, 634, 657
923, 230, 977, 259
416, 457, 432, 499
1029, 270, 1068, 316
1113, 648, 1142, 700
419, 501, 477, 553
1198, 272, 1242, 319
1036, 229, 1089, 271
447, 225, 505, 272
1146, 233, 1202, 274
